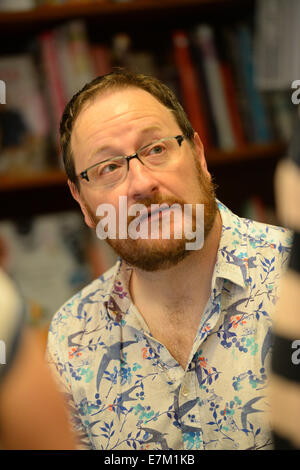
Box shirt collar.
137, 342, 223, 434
213, 200, 249, 289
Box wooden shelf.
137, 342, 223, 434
0, 142, 287, 192
206, 142, 287, 165
0, 169, 67, 191
0, 0, 253, 27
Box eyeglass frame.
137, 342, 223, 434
78, 134, 185, 184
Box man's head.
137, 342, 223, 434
60, 69, 195, 191
59, 69, 218, 271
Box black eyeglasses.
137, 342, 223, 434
78, 135, 184, 190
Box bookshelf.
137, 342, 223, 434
0, 141, 285, 191
0, 169, 66, 191
0, 0, 292, 329
0, 0, 290, 220
0, 141, 287, 221
0, 0, 253, 28
207, 141, 287, 165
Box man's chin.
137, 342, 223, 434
106, 237, 192, 272
104, 200, 218, 272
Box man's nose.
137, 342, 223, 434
125, 156, 159, 201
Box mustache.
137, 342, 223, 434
126, 194, 188, 224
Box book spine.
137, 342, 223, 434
195, 25, 236, 150
189, 33, 219, 148
0, 55, 49, 138
237, 25, 271, 143
269, 90, 295, 142
213, 27, 247, 147
219, 61, 247, 147
65, 21, 96, 96
222, 27, 254, 143
38, 30, 67, 149
55, 24, 76, 102
172, 30, 211, 148
90, 44, 113, 77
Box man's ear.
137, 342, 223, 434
67, 180, 96, 229
193, 132, 210, 176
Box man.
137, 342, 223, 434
47, 70, 291, 450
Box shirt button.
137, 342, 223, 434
181, 384, 189, 397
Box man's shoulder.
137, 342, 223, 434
219, 201, 292, 254
241, 215, 292, 251
49, 260, 120, 330
238, 214, 292, 275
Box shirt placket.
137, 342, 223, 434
175, 280, 223, 450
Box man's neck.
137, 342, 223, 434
130, 211, 222, 310
129, 210, 222, 368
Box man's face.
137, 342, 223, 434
70, 87, 217, 271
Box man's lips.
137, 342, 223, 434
135, 205, 177, 224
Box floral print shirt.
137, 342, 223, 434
47, 202, 292, 450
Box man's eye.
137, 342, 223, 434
148, 144, 165, 155
99, 162, 120, 176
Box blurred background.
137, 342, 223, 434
0, 0, 298, 344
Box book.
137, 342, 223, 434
0, 54, 50, 175
55, 21, 96, 101
38, 21, 98, 155
194, 25, 236, 150
38, 30, 67, 151
236, 24, 272, 143
214, 28, 247, 147
222, 27, 255, 143
90, 44, 113, 77
0, 54, 49, 138
269, 90, 296, 142
219, 61, 247, 147
111, 32, 133, 69
189, 31, 219, 148
254, 0, 296, 90
112, 32, 159, 77
172, 30, 211, 148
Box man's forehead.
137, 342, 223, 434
70, 86, 180, 168
74, 87, 174, 131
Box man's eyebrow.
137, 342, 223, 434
89, 126, 164, 161
139, 126, 163, 136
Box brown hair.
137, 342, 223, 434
60, 69, 195, 190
